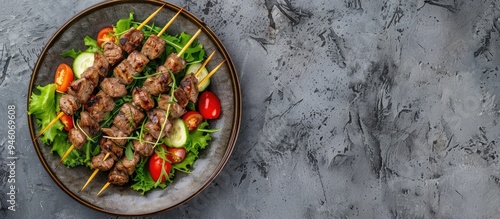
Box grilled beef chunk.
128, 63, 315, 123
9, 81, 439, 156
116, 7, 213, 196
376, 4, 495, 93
127, 50, 149, 73
145, 109, 172, 139
157, 95, 186, 118
103, 41, 123, 66
100, 78, 127, 98
59, 94, 81, 115
99, 138, 124, 161
87, 90, 115, 122
108, 162, 129, 185
180, 73, 199, 103
132, 87, 155, 111
81, 66, 100, 86
79, 111, 100, 136
122, 153, 140, 175
133, 134, 154, 157
68, 128, 87, 150
119, 28, 144, 54
91, 151, 115, 171
113, 59, 136, 85
141, 35, 166, 60
164, 53, 186, 74
67, 78, 95, 104
112, 103, 145, 135
174, 87, 189, 108
101, 126, 128, 146
93, 52, 110, 77
143, 73, 172, 95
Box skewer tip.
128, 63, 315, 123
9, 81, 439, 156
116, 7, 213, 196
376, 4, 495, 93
97, 182, 111, 196
81, 169, 100, 192
57, 144, 75, 166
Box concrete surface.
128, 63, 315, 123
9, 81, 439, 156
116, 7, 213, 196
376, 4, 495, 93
2, 0, 500, 218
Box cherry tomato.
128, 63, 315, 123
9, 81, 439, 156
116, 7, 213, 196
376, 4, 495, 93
97, 27, 115, 48
59, 113, 73, 131
148, 147, 172, 183
54, 63, 74, 93
166, 147, 186, 164
198, 91, 221, 119
182, 111, 203, 131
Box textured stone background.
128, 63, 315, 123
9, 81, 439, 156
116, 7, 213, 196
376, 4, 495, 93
2, 0, 500, 218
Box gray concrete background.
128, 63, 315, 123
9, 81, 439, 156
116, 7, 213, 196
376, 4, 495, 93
2, 0, 500, 218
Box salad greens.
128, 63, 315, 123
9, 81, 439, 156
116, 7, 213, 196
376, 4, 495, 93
29, 11, 216, 194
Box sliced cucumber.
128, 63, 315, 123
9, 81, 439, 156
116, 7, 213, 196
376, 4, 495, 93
164, 118, 189, 148
186, 63, 210, 91
73, 52, 94, 78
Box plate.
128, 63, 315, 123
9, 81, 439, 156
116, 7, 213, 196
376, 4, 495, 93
27, 0, 241, 216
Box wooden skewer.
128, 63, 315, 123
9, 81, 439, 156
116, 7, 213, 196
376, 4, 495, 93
178, 29, 202, 57
97, 182, 111, 196
198, 60, 226, 89
137, 4, 165, 31
80, 152, 111, 191
35, 112, 65, 140
157, 7, 183, 37
57, 144, 75, 166
194, 50, 216, 77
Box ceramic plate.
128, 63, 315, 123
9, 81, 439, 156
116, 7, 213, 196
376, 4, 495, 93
27, 0, 241, 216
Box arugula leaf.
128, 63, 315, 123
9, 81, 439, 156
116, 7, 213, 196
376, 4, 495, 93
28, 84, 64, 144
60, 49, 81, 59
60, 36, 101, 58
114, 12, 135, 36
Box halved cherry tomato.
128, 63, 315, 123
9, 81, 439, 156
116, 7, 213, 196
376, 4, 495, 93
166, 147, 186, 164
148, 146, 172, 183
182, 111, 203, 131
198, 91, 221, 119
54, 63, 74, 93
97, 27, 116, 48
60, 113, 73, 131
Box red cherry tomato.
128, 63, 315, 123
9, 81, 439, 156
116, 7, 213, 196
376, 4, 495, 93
54, 63, 74, 93
59, 113, 73, 131
182, 111, 203, 131
97, 27, 116, 48
198, 91, 221, 119
166, 147, 186, 164
148, 147, 172, 183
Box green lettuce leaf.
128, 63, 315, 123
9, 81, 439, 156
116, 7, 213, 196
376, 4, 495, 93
28, 84, 64, 144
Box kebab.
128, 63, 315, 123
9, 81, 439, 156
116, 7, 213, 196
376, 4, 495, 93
56, 6, 175, 165
97, 57, 225, 196
83, 30, 205, 192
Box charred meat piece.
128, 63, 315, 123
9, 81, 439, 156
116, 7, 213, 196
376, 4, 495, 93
79, 111, 100, 137
67, 78, 95, 104
132, 87, 155, 111
81, 66, 100, 86
180, 73, 199, 103
100, 78, 127, 98
59, 94, 81, 115
108, 162, 129, 185
122, 153, 140, 175
143, 73, 172, 95
99, 138, 124, 161
164, 53, 186, 74
101, 126, 128, 146
141, 35, 166, 60
127, 50, 149, 73
103, 41, 123, 66
92, 52, 110, 77
112, 103, 145, 135
157, 94, 186, 118
133, 134, 154, 157
145, 109, 172, 139
68, 128, 87, 150
113, 59, 136, 85
119, 28, 144, 54
174, 87, 189, 108
90, 151, 115, 171
87, 90, 115, 122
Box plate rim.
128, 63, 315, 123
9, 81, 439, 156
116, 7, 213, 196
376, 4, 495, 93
26, 0, 241, 216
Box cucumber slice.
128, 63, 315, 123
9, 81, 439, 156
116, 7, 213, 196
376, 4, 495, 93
186, 63, 210, 91
73, 52, 94, 78
164, 118, 189, 148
